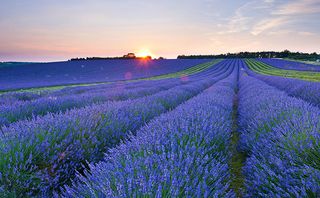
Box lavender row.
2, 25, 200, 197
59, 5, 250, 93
238, 73, 320, 197
258, 58, 320, 72
0, 78, 184, 108
0, 75, 180, 105
0, 82, 118, 105
62, 64, 238, 198
0, 60, 234, 196
0, 79, 182, 126
243, 61, 320, 108
0, 61, 225, 126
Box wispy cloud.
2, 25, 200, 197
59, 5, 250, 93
217, 0, 320, 36
251, 17, 289, 35
217, 9, 250, 34
273, 0, 320, 15
298, 31, 316, 36
217, 0, 273, 34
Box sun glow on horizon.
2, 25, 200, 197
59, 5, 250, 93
136, 49, 155, 59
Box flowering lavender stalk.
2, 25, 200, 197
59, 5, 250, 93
0, 60, 234, 196
238, 73, 320, 197
62, 64, 238, 198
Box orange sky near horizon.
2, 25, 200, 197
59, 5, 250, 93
0, 0, 319, 62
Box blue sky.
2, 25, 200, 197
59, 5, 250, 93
0, 0, 319, 61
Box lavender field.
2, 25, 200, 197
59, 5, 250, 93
0, 59, 211, 91
0, 58, 319, 197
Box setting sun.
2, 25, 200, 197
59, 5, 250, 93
136, 49, 155, 59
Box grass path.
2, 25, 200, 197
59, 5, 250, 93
283, 58, 320, 66
246, 59, 320, 82
229, 66, 246, 197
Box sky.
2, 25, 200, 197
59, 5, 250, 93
0, 0, 319, 62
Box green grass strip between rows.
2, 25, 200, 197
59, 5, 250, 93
246, 59, 320, 82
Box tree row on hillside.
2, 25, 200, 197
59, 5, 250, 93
178, 50, 320, 61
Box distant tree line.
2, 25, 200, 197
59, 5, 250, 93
70, 53, 157, 61
70, 57, 130, 61
177, 50, 320, 61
